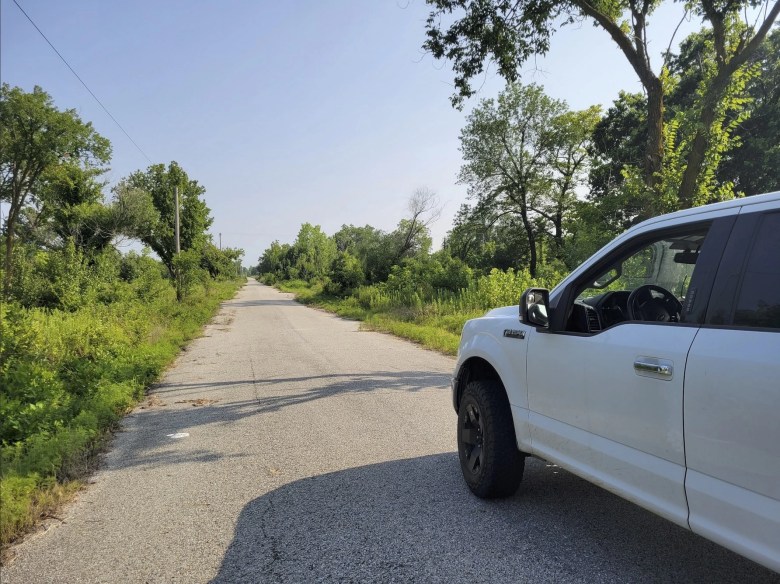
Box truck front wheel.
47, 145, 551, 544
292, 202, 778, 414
457, 380, 524, 498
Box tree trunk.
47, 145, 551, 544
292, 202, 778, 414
519, 206, 537, 277
644, 76, 665, 211
553, 209, 564, 260
3, 219, 16, 298
677, 95, 720, 209
2, 191, 23, 299
676, 0, 780, 208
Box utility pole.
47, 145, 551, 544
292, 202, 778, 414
219, 232, 222, 250
174, 186, 181, 255
174, 186, 182, 301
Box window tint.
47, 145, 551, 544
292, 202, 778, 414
733, 212, 780, 329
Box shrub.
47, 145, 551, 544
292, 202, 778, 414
0, 274, 242, 546
329, 251, 365, 295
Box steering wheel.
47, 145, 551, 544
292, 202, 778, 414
626, 284, 683, 322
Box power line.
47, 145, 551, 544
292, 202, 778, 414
12, 0, 153, 164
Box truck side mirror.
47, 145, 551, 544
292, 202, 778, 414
520, 288, 550, 328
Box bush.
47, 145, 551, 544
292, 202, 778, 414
0, 272, 242, 546
173, 249, 208, 299
329, 251, 365, 295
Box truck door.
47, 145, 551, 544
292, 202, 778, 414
526, 214, 734, 529
684, 209, 780, 572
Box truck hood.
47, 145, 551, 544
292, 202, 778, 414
484, 305, 519, 318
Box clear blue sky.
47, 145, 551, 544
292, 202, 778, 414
2, 0, 703, 264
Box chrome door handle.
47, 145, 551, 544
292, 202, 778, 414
634, 358, 673, 378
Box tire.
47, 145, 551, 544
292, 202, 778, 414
457, 380, 525, 498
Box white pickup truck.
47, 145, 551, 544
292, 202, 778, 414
452, 191, 780, 572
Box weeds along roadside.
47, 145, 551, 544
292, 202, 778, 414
267, 267, 562, 356
0, 277, 243, 552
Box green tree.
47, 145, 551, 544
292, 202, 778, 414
587, 91, 648, 230
332, 224, 390, 283
42, 165, 105, 249
538, 105, 601, 257
668, 26, 780, 197
258, 240, 294, 279
289, 223, 337, 281
0, 84, 111, 295
104, 183, 160, 249
588, 26, 779, 232
329, 250, 365, 294
201, 243, 243, 279
22, 168, 158, 255
333, 189, 441, 284
120, 162, 212, 277
444, 203, 532, 273
459, 84, 592, 275
424, 0, 779, 211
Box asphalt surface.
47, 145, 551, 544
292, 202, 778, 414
2, 279, 778, 583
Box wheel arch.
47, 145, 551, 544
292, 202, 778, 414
453, 357, 504, 412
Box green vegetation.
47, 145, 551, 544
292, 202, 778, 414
258, 24, 778, 354
424, 0, 779, 210
2, 6, 778, 553
1, 84, 244, 548
0, 277, 240, 546
275, 268, 561, 354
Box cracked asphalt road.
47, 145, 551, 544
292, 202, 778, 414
2, 280, 778, 583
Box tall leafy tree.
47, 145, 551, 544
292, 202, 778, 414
668, 26, 780, 196
103, 183, 160, 249
333, 224, 391, 283
0, 84, 110, 295
588, 91, 648, 230
539, 105, 601, 257
121, 162, 212, 277
201, 243, 243, 279
444, 203, 531, 272
331, 190, 441, 283
289, 223, 337, 280
258, 240, 294, 278
424, 0, 780, 212
459, 84, 593, 275
13, 163, 104, 250
589, 26, 779, 231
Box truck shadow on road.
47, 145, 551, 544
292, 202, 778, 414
210, 454, 779, 584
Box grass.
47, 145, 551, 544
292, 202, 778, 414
360, 315, 464, 354
0, 278, 243, 552
275, 279, 493, 356
271, 266, 564, 355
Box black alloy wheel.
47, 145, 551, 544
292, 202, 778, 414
457, 380, 525, 498
460, 402, 484, 476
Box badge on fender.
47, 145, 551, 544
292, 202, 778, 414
503, 329, 526, 340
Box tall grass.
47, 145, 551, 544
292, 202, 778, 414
272, 267, 563, 355
0, 279, 242, 548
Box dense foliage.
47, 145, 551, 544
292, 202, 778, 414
424, 0, 779, 210
0, 85, 244, 548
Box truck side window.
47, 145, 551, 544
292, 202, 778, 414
733, 212, 780, 330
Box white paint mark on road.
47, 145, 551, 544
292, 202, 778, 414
166, 432, 190, 439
